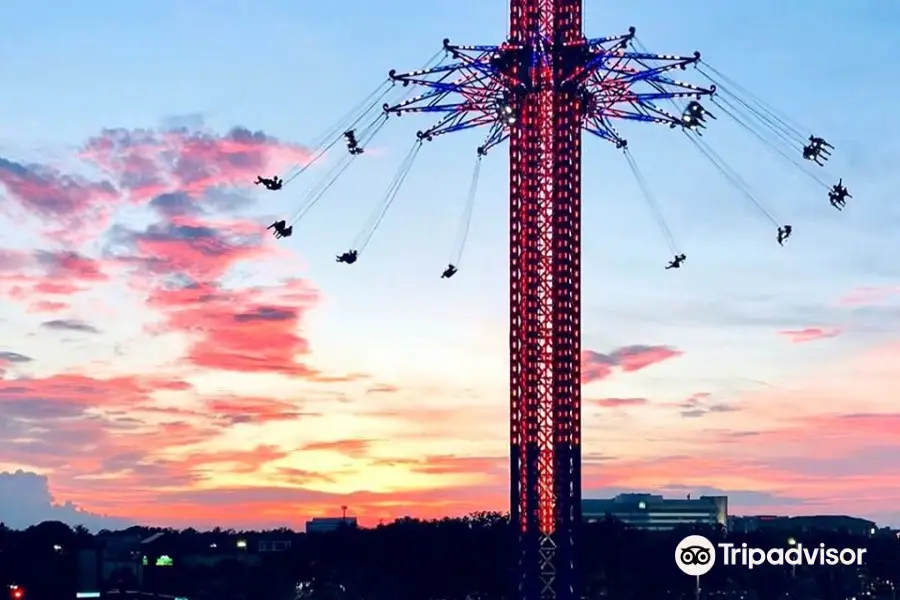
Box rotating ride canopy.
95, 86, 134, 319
254, 7, 850, 600
259, 37, 849, 271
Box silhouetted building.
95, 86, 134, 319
138, 533, 181, 594
729, 515, 876, 536
97, 532, 143, 590
305, 517, 358, 533
256, 540, 291, 552
582, 493, 727, 530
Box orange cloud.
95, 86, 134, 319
367, 383, 399, 394
203, 395, 313, 425
301, 439, 377, 458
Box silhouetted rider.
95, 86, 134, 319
828, 178, 851, 210
665, 254, 686, 270
267, 220, 292, 239
802, 145, 825, 166
809, 135, 833, 150
256, 175, 283, 190
681, 101, 714, 134
802, 135, 831, 166
777, 225, 792, 246
344, 130, 363, 155
441, 264, 458, 279
336, 250, 358, 264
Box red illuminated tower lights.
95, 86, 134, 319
507, 2, 583, 600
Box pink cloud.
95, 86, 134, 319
0, 124, 353, 384
0, 124, 311, 245
80, 126, 312, 204
0, 157, 118, 236
113, 218, 273, 282
839, 285, 900, 306
779, 327, 842, 344
581, 344, 683, 384
145, 279, 323, 377
590, 397, 648, 408
0, 249, 111, 313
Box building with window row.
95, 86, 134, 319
582, 493, 728, 530
305, 517, 358, 533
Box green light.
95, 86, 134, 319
155, 555, 174, 567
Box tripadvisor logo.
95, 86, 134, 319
676, 535, 716, 576
675, 535, 867, 576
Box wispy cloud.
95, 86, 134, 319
581, 344, 683, 383
779, 327, 842, 344
42, 319, 101, 334
590, 397, 649, 408
839, 285, 900, 306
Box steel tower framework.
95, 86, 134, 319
505, 3, 583, 600
382, 1, 714, 599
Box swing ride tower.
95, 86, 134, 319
503, 3, 584, 600
270, 2, 847, 599
382, 2, 706, 597
383, 4, 718, 600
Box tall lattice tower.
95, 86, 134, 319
506, 2, 583, 600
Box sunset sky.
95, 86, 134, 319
1, 0, 899, 531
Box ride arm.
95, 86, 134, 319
418, 111, 499, 141
384, 45, 521, 143
478, 122, 508, 154
581, 38, 715, 135
583, 116, 627, 147
584, 28, 636, 47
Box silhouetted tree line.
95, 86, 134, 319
1, 514, 899, 600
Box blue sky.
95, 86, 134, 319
0, 0, 899, 528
